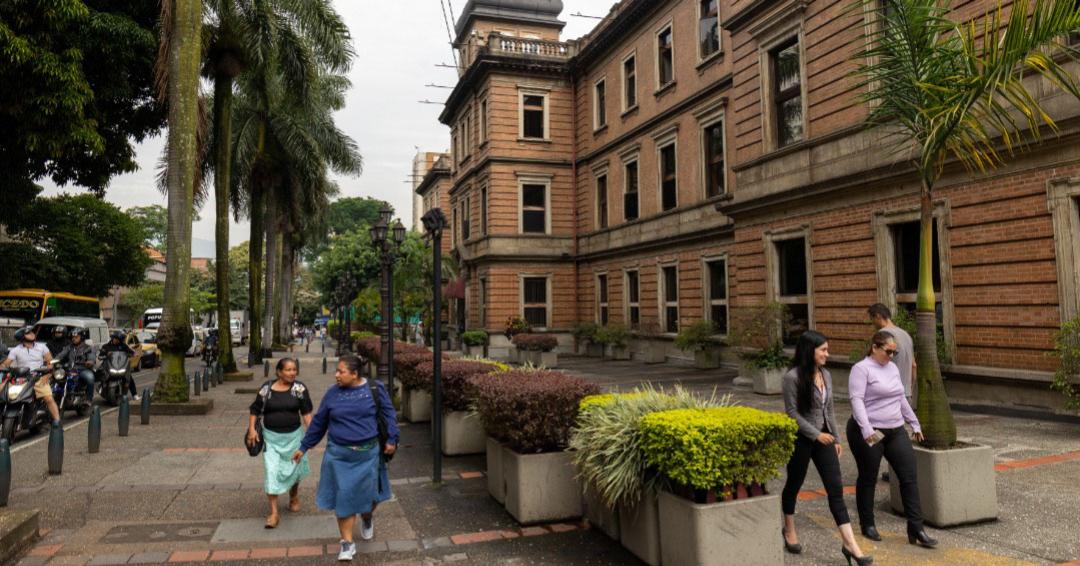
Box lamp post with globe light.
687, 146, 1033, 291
369, 208, 406, 393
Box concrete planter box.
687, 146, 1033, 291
486, 437, 507, 504
693, 348, 722, 369
658, 490, 780, 566
584, 485, 619, 540
401, 388, 432, 423
504, 449, 582, 524
889, 443, 998, 527
639, 342, 667, 364
441, 410, 486, 456
520, 350, 558, 368
464, 345, 486, 358
223, 371, 254, 382
752, 367, 785, 395
148, 398, 214, 415
618, 491, 661, 566
585, 343, 604, 358
605, 345, 631, 360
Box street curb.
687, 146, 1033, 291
223, 372, 254, 382
0, 509, 39, 565
148, 398, 215, 415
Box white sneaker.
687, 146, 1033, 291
133, 394, 142, 401
360, 517, 374, 541
337, 540, 356, 561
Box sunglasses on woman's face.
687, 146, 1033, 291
876, 344, 898, 357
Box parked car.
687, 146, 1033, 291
230, 319, 243, 345
134, 330, 160, 369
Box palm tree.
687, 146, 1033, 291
204, 0, 353, 364
857, 0, 1080, 446
155, 0, 203, 401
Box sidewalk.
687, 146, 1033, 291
2, 347, 1078, 564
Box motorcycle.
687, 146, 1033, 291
1, 364, 55, 444
97, 351, 130, 407
53, 361, 92, 418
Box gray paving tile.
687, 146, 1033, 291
85, 555, 131, 566
386, 539, 419, 552
127, 552, 171, 564
355, 541, 388, 554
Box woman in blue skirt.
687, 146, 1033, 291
247, 357, 313, 528
294, 354, 398, 562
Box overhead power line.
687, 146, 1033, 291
439, 0, 458, 67
571, 12, 603, 19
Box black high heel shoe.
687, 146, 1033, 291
860, 525, 882, 541
781, 528, 802, 554
842, 545, 874, 565
907, 526, 938, 548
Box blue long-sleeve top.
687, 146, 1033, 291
299, 381, 399, 453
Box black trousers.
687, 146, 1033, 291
781, 435, 851, 526
846, 417, 923, 530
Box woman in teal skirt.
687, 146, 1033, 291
247, 357, 313, 528
293, 355, 398, 562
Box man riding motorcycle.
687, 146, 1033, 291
99, 331, 140, 401
0, 327, 61, 426
46, 325, 69, 356
202, 328, 219, 364
56, 328, 96, 401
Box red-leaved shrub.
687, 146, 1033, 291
511, 333, 558, 352
395, 352, 436, 390
355, 338, 427, 362
415, 360, 500, 411
469, 370, 600, 453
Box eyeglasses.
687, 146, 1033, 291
876, 344, 898, 357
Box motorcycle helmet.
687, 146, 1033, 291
110, 330, 126, 342
14, 326, 35, 342
69, 328, 89, 340
52, 325, 67, 336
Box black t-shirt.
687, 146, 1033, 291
250, 382, 314, 433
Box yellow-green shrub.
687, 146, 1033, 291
578, 392, 646, 413
640, 407, 796, 494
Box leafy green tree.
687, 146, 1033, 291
227, 242, 250, 310
857, 0, 1080, 446
0, 0, 165, 222
126, 205, 168, 249
304, 197, 391, 261
393, 231, 433, 340
293, 267, 322, 326
120, 283, 164, 325
190, 267, 218, 320
0, 194, 151, 296
312, 229, 381, 309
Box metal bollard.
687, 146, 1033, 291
88, 406, 101, 453
216, 363, 224, 385
47, 423, 63, 475
209, 367, 216, 388
0, 439, 10, 506
202, 370, 210, 392
118, 395, 130, 437
264, 361, 269, 378
322, 357, 327, 374
140, 388, 151, 425
193, 372, 200, 397
322, 341, 325, 354
306, 343, 309, 353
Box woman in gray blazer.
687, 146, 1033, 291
780, 330, 871, 565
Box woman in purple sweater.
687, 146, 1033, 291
293, 355, 399, 562
847, 331, 937, 548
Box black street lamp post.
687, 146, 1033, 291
370, 209, 406, 394
421, 208, 447, 484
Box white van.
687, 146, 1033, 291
34, 316, 110, 353
230, 319, 243, 345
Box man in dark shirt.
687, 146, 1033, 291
56, 329, 96, 400
98, 332, 140, 401
46, 326, 69, 356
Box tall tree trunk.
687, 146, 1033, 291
212, 73, 237, 373
262, 197, 278, 355
155, 0, 202, 402
272, 234, 286, 345
915, 179, 956, 448
247, 182, 264, 364
278, 239, 294, 343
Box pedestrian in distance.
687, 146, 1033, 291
247, 357, 313, 529
847, 331, 938, 548
780, 331, 872, 565
293, 355, 398, 562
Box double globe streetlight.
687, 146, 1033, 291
369, 208, 406, 395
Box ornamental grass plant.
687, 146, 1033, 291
470, 369, 600, 453
640, 407, 796, 501
570, 385, 732, 508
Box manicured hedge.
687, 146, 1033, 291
396, 352, 437, 390
511, 333, 558, 352
414, 359, 506, 411
461, 330, 489, 347
471, 369, 600, 453
355, 337, 427, 361
639, 407, 796, 496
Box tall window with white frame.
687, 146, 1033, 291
594, 79, 607, 129
623, 55, 637, 109
660, 143, 677, 211
596, 274, 609, 325
771, 38, 804, 147
624, 160, 639, 221
523, 277, 548, 328
625, 270, 640, 329
480, 186, 488, 235
521, 183, 547, 234
452, 206, 459, 246
892, 220, 942, 323
704, 121, 725, 197
775, 237, 809, 345
522, 94, 546, 139
661, 265, 679, 334
596, 174, 608, 229
705, 258, 728, 334
658, 26, 674, 87
699, 0, 720, 58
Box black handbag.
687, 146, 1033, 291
369, 379, 393, 463
246, 381, 271, 457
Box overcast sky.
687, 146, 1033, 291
41, 1, 605, 257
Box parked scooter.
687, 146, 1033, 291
54, 360, 92, 417
1, 364, 55, 444
97, 351, 130, 407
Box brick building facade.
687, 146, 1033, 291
422, 0, 1080, 409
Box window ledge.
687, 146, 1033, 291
479, 140, 489, 149
654, 80, 677, 98
696, 51, 724, 72
593, 124, 609, 136
517, 137, 553, 144
621, 105, 640, 119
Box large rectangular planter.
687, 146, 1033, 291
889, 443, 997, 527
464, 345, 486, 358
402, 388, 432, 423
504, 449, 582, 524
618, 491, 661, 566
639, 343, 667, 364
441, 410, 486, 456
693, 348, 721, 369
521, 350, 558, 368
585, 343, 604, 358
486, 437, 507, 504
584, 485, 619, 540
605, 345, 631, 360
658, 490, 780, 566
752, 367, 785, 395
